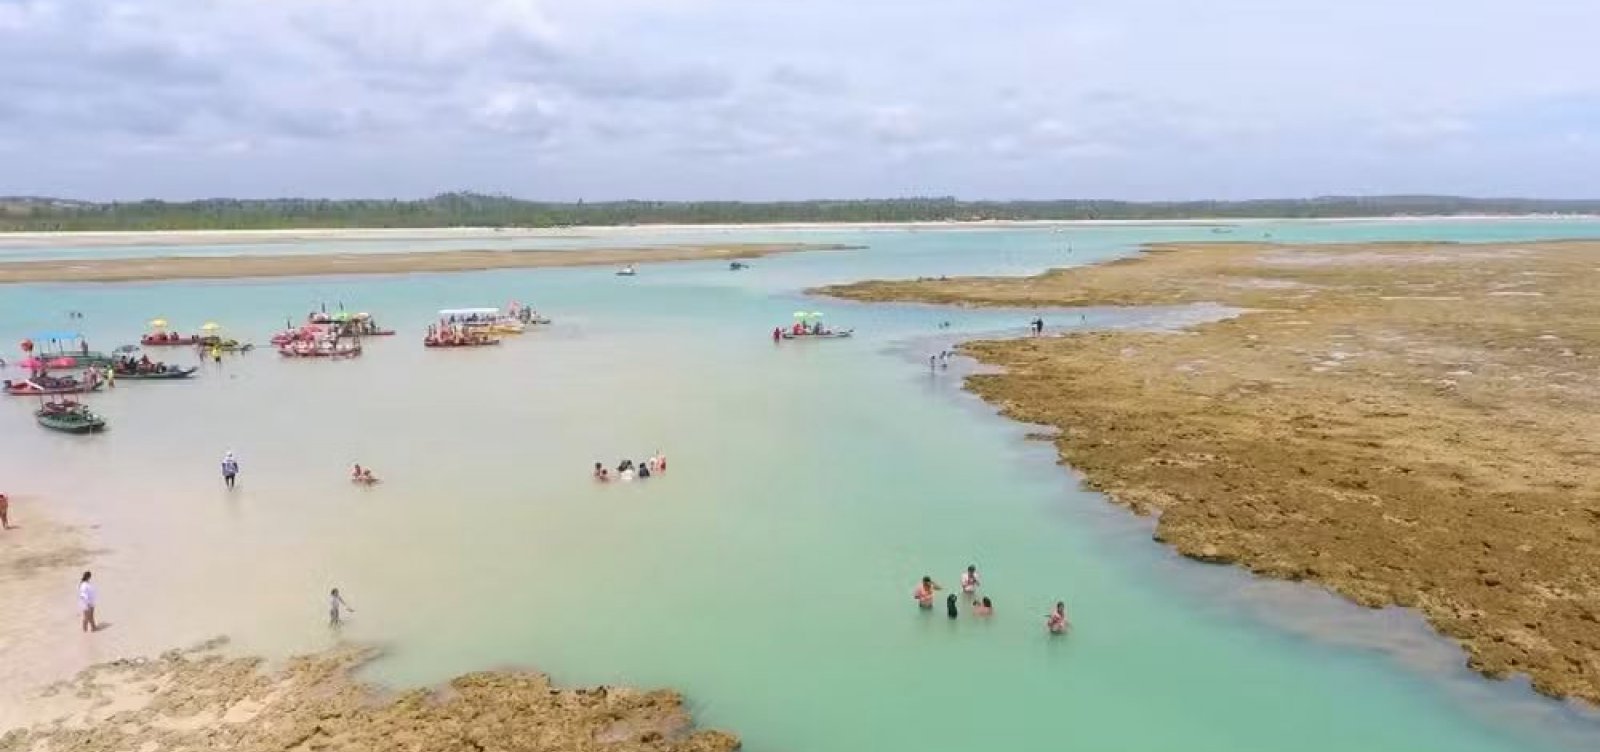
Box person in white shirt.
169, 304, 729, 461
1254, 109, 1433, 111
960, 565, 980, 595
329, 588, 354, 627
79, 571, 98, 632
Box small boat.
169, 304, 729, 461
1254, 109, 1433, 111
780, 330, 855, 340
115, 366, 198, 380
729, 261, 750, 271
616, 265, 637, 276
424, 336, 500, 348
278, 339, 362, 358
438, 308, 525, 335
35, 399, 106, 434
4, 377, 104, 396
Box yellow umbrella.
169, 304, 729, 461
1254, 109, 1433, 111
148, 318, 168, 329
200, 322, 221, 332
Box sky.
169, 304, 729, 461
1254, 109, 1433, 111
2, 0, 1598, 201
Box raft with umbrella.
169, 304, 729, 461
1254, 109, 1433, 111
196, 322, 252, 352
141, 318, 201, 346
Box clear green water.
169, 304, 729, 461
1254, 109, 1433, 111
2, 221, 1598, 750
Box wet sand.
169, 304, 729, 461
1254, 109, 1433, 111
0, 242, 853, 284
822, 240, 1600, 704
0, 503, 739, 748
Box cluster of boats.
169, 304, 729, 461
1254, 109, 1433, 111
423, 305, 548, 349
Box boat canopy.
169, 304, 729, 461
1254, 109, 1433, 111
439, 307, 502, 317
32, 330, 83, 342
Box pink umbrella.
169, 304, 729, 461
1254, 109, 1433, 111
18, 357, 42, 369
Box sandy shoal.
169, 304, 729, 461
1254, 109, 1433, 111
0, 500, 738, 748
0, 242, 854, 284
822, 239, 1600, 704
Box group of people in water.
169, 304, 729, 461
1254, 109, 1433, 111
593, 453, 667, 482
914, 565, 1070, 635
350, 464, 381, 485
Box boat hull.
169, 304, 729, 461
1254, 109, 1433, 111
115, 367, 198, 380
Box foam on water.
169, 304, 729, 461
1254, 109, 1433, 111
2, 220, 1599, 750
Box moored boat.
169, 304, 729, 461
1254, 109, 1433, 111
35, 399, 106, 433
4, 376, 104, 396
142, 332, 201, 346
115, 366, 198, 380
780, 330, 855, 339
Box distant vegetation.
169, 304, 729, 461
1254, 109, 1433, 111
2, 193, 1598, 231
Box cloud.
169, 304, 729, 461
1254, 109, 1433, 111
2, 0, 1599, 199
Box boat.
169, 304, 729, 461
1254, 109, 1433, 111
438, 308, 525, 335
506, 302, 551, 326
306, 309, 395, 336
278, 339, 362, 358
729, 261, 750, 271
4, 376, 104, 396
424, 334, 500, 348
778, 311, 852, 340
781, 330, 855, 340
198, 337, 253, 352
24, 331, 117, 367
116, 366, 198, 380
35, 399, 106, 433
616, 265, 637, 276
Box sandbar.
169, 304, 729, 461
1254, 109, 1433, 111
822, 239, 1600, 704
0, 242, 854, 284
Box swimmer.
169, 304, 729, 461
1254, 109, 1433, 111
351, 463, 364, 480
360, 468, 378, 484
960, 564, 980, 594
1046, 601, 1069, 634
913, 576, 941, 609
593, 462, 605, 480
946, 593, 959, 619
973, 597, 994, 616
599, 468, 611, 482
638, 461, 651, 479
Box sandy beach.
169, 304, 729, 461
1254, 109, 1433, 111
822, 239, 1600, 704
0, 241, 853, 284
3, 215, 1593, 250
0, 502, 739, 749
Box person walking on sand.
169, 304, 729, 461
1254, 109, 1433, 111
79, 571, 98, 632
221, 451, 239, 489
329, 588, 354, 626
0, 492, 10, 530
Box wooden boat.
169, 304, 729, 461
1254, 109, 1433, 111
278, 340, 362, 358
780, 329, 855, 340
115, 366, 198, 380
35, 400, 106, 433
423, 334, 500, 348
4, 377, 104, 396
142, 332, 201, 346
616, 265, 637, 276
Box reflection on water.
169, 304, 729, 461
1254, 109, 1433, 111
2, 220, 1599, 751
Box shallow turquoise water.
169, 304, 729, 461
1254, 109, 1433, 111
2, 221, 1598, 750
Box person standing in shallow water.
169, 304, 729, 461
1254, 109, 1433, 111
329, 588, 354, 626
1047, 601, 1069, 634
221, 452, 239, 489
0, 492, 10, 530
913, 576, 941, 609
79, 571, 98, 632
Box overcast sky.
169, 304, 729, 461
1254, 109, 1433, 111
3, 0, 1597, 200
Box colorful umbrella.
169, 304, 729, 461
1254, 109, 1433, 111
200, 322, 221, 332
148, 318, 168, 328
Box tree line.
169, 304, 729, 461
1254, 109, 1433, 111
3, 193, 1597, 231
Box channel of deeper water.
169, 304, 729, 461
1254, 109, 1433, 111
3, 220, 1599, 751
